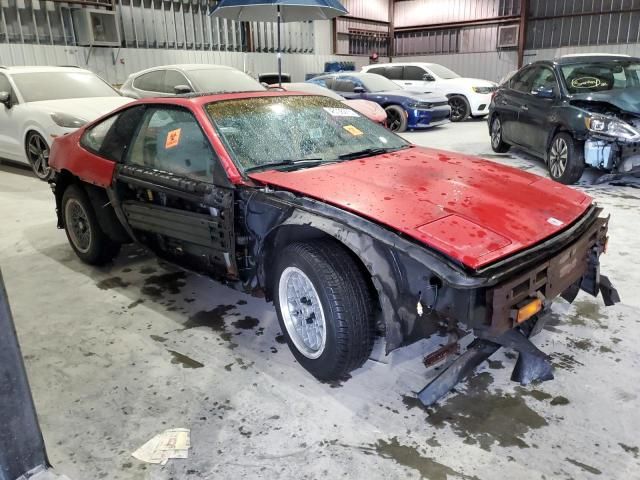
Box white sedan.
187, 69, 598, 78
0, 66, 132, 179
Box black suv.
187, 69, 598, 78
488, 54, 640, 184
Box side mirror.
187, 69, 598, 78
0, 91, 11, 108
354, 86, 365, 94
173, 84, 193, 95
531, 85, 555, 99
423, 74, 435, 82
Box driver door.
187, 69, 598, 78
110, 105, 238, 278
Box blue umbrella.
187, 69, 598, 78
209, 0, 348, 85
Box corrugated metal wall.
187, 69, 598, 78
340, 0, 389, 23
394, 0, 520, 28
526, 0, 640, 50
524, 43, 640, 64
0, 0, 316, 52
0, 42, 369, 83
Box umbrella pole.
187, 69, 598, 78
277, 5, 282, 87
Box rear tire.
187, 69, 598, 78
61, 184, 121, 265
448, 95, 470, 122
385, 105, 408, 133
490, 115, 511, 153
273, 240, 374, 381
547, 132, 585, 185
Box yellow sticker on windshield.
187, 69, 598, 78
343, 125, 363, 136
165, 128, 181, 149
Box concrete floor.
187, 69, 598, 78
1, 119, 639, 480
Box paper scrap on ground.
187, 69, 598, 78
132, 428, 191, 465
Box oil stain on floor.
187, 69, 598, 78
425, 372, 548, 451
167, 349, 204, 369
142, 271, 187, 297
366, 437, 479, 480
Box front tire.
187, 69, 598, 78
61, 184, 121, 265
547, 132, 585, 185
490, 116, 511, 153
448, 95, 470, 122
25, 131, 52, 181
273, 240, 374, 381
385, 105, 408, 133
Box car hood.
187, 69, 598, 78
342, 99, 387, 122
570, 87, 640, 114
249, 147, 592, 269
29, 97, 134, 122
440, 77, 497, 88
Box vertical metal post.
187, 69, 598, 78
517, 0, 528, 68
0, 269, 49, 480
388, 0, 394, 60
277, 4, 281, 86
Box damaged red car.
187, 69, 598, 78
48, 91, 619, 406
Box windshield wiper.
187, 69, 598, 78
338, 146, 407, 161
244, 158, 324, 173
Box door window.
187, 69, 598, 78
529, 67, 559, 95
0, 74, 11, 93
367, 67, 387, 77
80, 106, 146, 162
163, 70, 190, 94
333, 78, 356, 93
403, 66, 427, 81
0, 74, 17, 104
386, 66, 403, 80
133, 70, 165, 92
126, 107, 216, 182
510, 67, 538, 93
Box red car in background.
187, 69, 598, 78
47, 91, 618, 406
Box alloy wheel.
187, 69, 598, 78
491, 118, 502, 149
65, 198, 92, 254
449, 97, 467, 122
27, 134, 51, 180
387, 109, 402, 132
278, 266, 326, 359
549, 137, 568, 178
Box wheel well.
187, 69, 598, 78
23, 129, 46, 152
545, 125, 573, 158
446, 93, 467, 101
261, 225, 380, 313
53, 172, 130, 243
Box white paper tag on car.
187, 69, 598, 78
323, 107, 360, 117
547, 217, 564, 227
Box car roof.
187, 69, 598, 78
554, 54, 640, 65
0, 65, 93, 74
129, 64, 240, 77
365, 62, 437, 68
128, 90, 316, 107
316, 72, 382, 80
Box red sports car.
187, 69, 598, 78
48, 91, 619, 406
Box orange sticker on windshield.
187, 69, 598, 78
165, 128, 181, 149
343, 125, 363, 136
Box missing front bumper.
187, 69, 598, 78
415, 213, 620, 407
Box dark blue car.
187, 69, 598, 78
308, 72, 451, 132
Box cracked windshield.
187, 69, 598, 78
206, 95, 408, 173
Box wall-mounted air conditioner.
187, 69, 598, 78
497, 25, 519, 49
71, 8, 121, 47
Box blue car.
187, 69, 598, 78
308, 72, 451, 132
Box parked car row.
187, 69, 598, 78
2, 55, 638, 185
